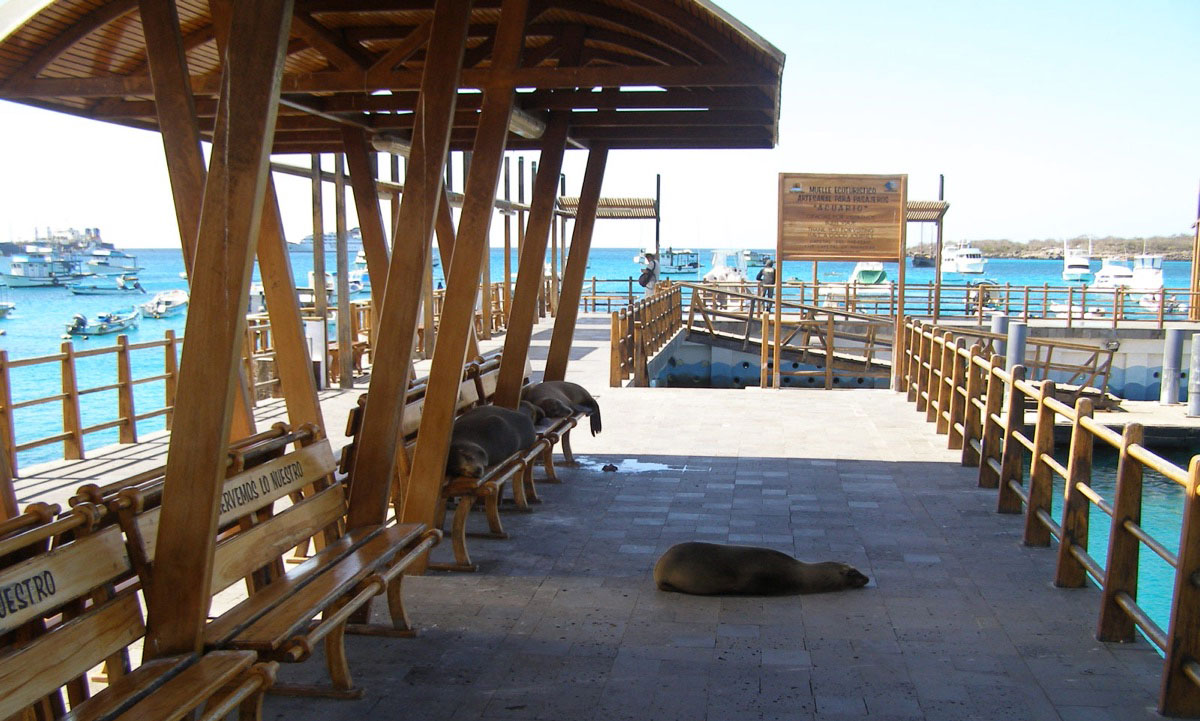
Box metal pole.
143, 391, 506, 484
1161, 328, 1183, 405
654, 173, 661, 258
1005, 321, 1027, 372
933, 174, 945, 323
990, 313, 1009, 358
1188, 334, 1200, 417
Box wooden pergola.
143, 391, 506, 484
0, 0, 783, 655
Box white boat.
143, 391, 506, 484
1061, 241, 1092, 282
940, 241, 986, 274
1090, 257, 1134, 289
84, 248, 142, 276
702, 249, 748, 283
64, 307, 140, 336
0, 286, 13, 318
141, 289, 189, 318
1137, 291, 1184, 314
1130, 253, 1165, 293
655, 247, 700, 275
1049, 303, 1106, 319
0, 246, 92, 287
307, 270, 366, 295
740, 250, 773, 267
69, 274, 145, 295
818, 262, 893, 303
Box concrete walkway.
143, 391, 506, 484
13, 313, 1167, 719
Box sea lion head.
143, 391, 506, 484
536, 397, 574, 418
838, 564, 870, 589
519, 400, 545, 424
446, 441, 488, 478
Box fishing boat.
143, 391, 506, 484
141, 289, 189, 318
702, 249, 748, 283
84, 248, 142, 276
0, 285, 14, 318
1061, 240, 1092, 282
1130, 253, 1165, 293
1090, 257, 1134, 289
0, 246, 92, 287
911, 253, 935, 268
818, 262, 893, 304
68, 273, 145, 295
740, 249, 773, 267
64, 307, 140, 336
1137, 291, 1184, 314
940, 241, 986, 274
658, 247, 700, 274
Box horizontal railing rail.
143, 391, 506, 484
901, 317, 1200, 716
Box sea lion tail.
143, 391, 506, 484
587, 400, 601, 435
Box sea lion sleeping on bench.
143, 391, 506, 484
522, 380, 602, 436
445, 405, 536, 478
653, 541, 869, 595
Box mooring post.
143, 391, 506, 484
1004, 320, 1027, 371
1161, 328, 1183, 405
990, 313, 1009, 357
1188, 334, 1200, 417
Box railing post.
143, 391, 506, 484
946, 338, 968, 448
960, 343, 984, 464
978, 355, 1006, 487
0, 351, 15, 477
60, 341, 84, 459
924, 331, 943, 423
633, 321, 648, 387
933, 332, 954, 430
116, 334, 137, 444
1159, 457, 1200, 715
1054, 397, 1094, 587
914, 323, 931, 411
1022, 380, 1056, 546
760, 307, 770, 388
609, 311, 623, 388
997, 365, 1028, 513
165, 329, 179, 430
1097, 423, 1144, 643
902, 319, 917, 399
824, 314, 834, 390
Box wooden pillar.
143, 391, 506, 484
503, 156, 513, 322
344, 127, 390, 310
146, 0, 293, 657
140, 0, 256, 439
334, 154, 354, 388
493, 113, 570, 407
403, 0, 530, 536
435, 187, 481, 359
311, 153, 329, 321
544, 145, 607, 382
346, 0, 471, 530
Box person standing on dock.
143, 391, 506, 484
756, 259, 776, 310
639, 253, 659, 298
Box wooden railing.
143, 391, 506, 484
0, 331, 183, 475
609, 283, 684, 386
901, 317, 1200, 716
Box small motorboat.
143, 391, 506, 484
141, 289, 189, 318
1061, 240, 1092, 282
1090, 257, 1134, 289
65, 307, 141, 336
68, 273, 145, 295
702, 249, 749, 283
1137, 291, 1184, 314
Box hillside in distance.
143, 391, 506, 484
913, 234, 1195, 260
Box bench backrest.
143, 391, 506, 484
0, 510, 144, 718
122, 439, 341, 603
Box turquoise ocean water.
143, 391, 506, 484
0, 246, 1194, 648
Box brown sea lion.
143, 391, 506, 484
653, 542, 869, 596
518, 400, 545, 424
522, 381, 601, 436
445, 405, 536, 478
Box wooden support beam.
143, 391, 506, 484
343, 126, 390, 311
493, 112, 569, 406
140, 0, 256, 440
544, 144, 607, 381
145, 0, 293, 657
256, 177, 326, 429
403, 0, 530, 537
366, 19, 431, 79
292, 11, 372, 70
346, 0, 472, 531
435, 186, 481, 359
334, 154, 354, 388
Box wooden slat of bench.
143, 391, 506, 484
210, 485, 346, 595
203, 526, 383, 648
228, 522, 426, 653
59, 657, 184, 721
216, 440, 336, 528
0, 525, 130, 635
106, 651, 260, 721
0, 593, 148, 718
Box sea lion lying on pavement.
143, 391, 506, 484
653, 542, 869, 596
522, 380, 602, 436
445, 405, 536, 478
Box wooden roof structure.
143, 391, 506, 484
906, 200, 950, 223
0, 0, 783, 659
557, 195, 656, 219
0, 0, 784, 152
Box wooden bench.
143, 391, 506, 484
110, 432, 441, 699
0, 503, 277, 720
337, 355, 558, 572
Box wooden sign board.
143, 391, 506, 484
778, 173, 907, 261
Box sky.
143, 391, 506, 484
0, 0, 1197, 250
